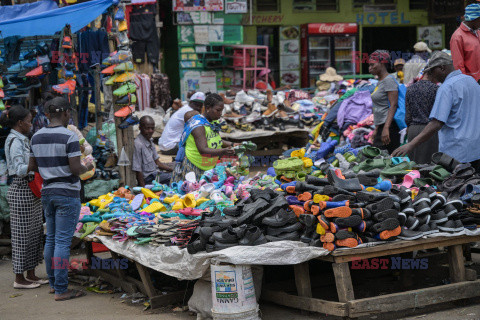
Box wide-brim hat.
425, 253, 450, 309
319, 67, 343, 82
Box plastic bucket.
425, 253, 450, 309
211, 264, 258, 316
212, 307, 260, 320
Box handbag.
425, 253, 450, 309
8, 138, 43, 198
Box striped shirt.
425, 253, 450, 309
30, 126, 82, 198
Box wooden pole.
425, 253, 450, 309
94, 65, 102, 132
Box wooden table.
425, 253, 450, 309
261, 235, 480, 319
80, 236, 191, 309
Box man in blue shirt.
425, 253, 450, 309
393, 51, 480, 168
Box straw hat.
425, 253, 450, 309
319, 67, 343, 82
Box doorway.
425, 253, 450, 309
362, 26, 417, 74
256, 26, 280, 85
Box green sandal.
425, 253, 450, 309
360, 146, 381, 158
429, 165, 451, 182
414, 177, 435, 187
242, 141, 257, 151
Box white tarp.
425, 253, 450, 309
90, 228, 480, 280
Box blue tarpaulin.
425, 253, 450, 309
0, 1, 58, 21
0, 0, 116, 38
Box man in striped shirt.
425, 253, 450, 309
29, 97, 94, 301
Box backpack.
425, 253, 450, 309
389, 75, 407, 130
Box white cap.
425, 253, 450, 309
413, 41, 432, 53
190, 92, 205, 103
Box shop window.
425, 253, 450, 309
316, 0, 338, 11
256, 0, 279, 12
353, 0, 395, 8
410, 0, 427, 9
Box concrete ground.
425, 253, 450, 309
1, 252, 480, 320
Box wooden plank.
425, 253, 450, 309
327, 235, 480, 263
88, 269, 137, 294
466, 268, 477, 281
332, 262, 354, 302
294, 262, 312, 298
261, 289, 348, 317
126, 275, 149, 297
135, 262, 157, 298
110, 251, 127, 281
149, 289, 192, 309
0, 238, 12, 246
447, 244, 465, 283
348, 280, 480, 318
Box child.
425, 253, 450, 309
132, 116, 173, 186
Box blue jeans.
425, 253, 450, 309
42, 195, 81, 294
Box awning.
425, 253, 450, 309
0, 0, 117, 38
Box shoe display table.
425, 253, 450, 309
78, 236, 192, 309
221, 127, 310, 151
261, 235, 480, 319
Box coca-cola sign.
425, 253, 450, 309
308, 23, 358, 34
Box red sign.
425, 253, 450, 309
308, 23, 358, 35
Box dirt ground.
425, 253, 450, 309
1, 252, 480, 320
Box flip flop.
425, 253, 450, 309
391, 156, 410, 166
429, 165, 451, 182
55, 289, 86, 301
130, 194, 144, 211
402, 170, 420, 188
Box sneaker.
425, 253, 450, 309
113, 82, 136, 96
101, 64, 118, 75
118, 114, 139, 129
235, 90, 255, 105
52, 79, 76, 95
262, 103, 278, 117
114, 105, 135, 118
245, 102, 262, 123
115, 72, 136, 83
62, 36, 73, 49
114, 62, 134, 72
102, 50, 132, 66
115, 7, 125, 20
118, 20, 128, 32
116, 94, 136, 105
105, 74, 120, 85
430, 210, 448, 224
16, 78, 41, 91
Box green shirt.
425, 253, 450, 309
185, 125, 222, 171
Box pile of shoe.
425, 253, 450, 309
187, 188, 297, 253
273, 156, 313, 182
104, 50, 138, 129
220, 89, 307, 132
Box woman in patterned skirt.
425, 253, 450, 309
2, 105, 47, 289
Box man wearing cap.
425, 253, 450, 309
29, 97, 94, 301
392, 58, 405, 83
158, 92, 205, 155
450, 3, 480, 83
392, 51, 480, 168
403, 42, 431, 85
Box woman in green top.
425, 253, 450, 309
171, 93, 235, 182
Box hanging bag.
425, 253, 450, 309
389, 75, 407, 130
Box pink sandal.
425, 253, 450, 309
402, 170, 420, 188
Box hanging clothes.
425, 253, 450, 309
128, 4, 160, 65
134, 74, 151, 111
76, 28, 110, 72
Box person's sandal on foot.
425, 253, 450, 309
55, 289, 86, 301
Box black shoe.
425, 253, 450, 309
397, 212, 407, 226
262, 209, 297, 227
398, 228, 423, 240
417, 214, 431, 226
305, 175, 330, 186
356, 191, 389, 202
294, 181, 324, 193
413, 191, 431, 206
16, 78, 41, 91
430, 210, 448, 224
116, 94, 131, 105
371, 218, 400, 233
187, 229, 206, 254
401, 202, 415, 215
366, 197, 395, 213
352, 208, 371, 220
373, 209, 398, 222
419, 186, 437, 200
323, 185, 355, 196
265, 230, 301, 242
332, 194, 356, 202
266, 222, 303, 236
437, 220, 462, 232
431, 192, 447, 210
390, 186, 411, 204
326, 169, 362, 192
252, 195, 289, 225
405, 216, 420, 230
414, 201, 431, 216
239, 226, 267, 246
330, 215, 363, 232
417, 222, 439, 235
201, 210, 237, 228
250, 188, 277, 202
213, 225, 247, 243
236, 198, 270, 225
198, 225, 222, 240
278, 120, 286, 131
357, 173, 379, 186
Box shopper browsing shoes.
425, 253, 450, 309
158, 92, 205, 155
30, 97, 94, 300
133, 116, 173, 186
393, 52, 480, 168
171, 93, 236, 183
1, 106, 47, 289
369, 50, 401, 154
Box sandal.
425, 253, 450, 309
221, 124, 234, 133
55, 289, 86, 301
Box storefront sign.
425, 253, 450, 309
242, 14, 284, 24
173, 0, 223, 12
308, 23, 358, 34
356, 12, 411, 25
225, 0, 247, 13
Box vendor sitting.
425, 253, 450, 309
133, 116, 173, 186
171, 93, 235, 182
